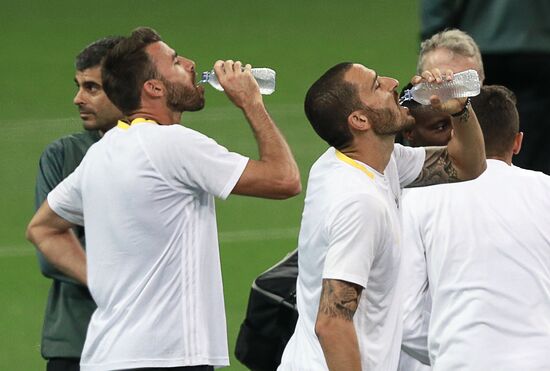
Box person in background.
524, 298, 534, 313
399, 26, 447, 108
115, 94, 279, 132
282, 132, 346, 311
34, 36, 123, 371
397, 28, 486, 371
278, 61, 485, 371
421, 0, 550, 174
400, 85, 550, 370
27, 26, 300, 371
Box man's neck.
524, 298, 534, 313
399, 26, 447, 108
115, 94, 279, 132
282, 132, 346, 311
129, 109, 181, 125
340, 135, 395, 174
487, 154, 513, 166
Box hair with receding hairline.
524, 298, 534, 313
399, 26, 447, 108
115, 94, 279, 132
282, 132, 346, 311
418, 28, 485, 81
305, 62, 366, 150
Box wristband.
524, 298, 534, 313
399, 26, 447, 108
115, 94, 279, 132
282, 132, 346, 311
451, 97, 471, 118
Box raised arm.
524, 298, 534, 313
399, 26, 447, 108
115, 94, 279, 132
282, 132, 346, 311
213, 60, 301, 199
408, 69, 486, 187
315, 279, 363, 371
26, 201, 87, 286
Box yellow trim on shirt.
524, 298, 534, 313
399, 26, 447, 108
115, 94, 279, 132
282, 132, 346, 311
116, 118, 158, 130
335, 150, 375, 179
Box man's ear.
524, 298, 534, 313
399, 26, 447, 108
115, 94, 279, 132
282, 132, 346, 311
143, 79, 164, 98
512, 132, 523, 155
348, 110, 371, 131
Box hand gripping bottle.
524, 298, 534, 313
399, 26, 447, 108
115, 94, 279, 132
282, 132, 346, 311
399, 69, 481, 105
199, 67, 276, 95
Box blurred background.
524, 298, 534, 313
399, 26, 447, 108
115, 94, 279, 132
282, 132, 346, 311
0, 0, 420, 368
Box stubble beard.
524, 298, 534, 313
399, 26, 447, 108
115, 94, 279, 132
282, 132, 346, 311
368, 107, 412, 136
163, 78, 205, 113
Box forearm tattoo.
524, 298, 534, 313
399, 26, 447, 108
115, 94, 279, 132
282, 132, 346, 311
408, 147, 460, 187
318, 279, 362, 321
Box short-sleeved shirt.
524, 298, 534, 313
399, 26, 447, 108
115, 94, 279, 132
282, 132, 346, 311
401, 160, 550, 371
48, 120, 248, 371
278, 144, 425, 371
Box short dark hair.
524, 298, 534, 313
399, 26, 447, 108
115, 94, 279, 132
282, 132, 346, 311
102, 27, 162, 115
304, 62, 362, 149
75, 36, 124, 71
470, 85, 519, 157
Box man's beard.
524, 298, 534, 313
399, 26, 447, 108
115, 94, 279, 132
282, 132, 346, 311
162, 77, 205, 113
367, 106, 413, 136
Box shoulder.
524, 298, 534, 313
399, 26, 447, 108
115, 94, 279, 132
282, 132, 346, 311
142, 124, 215, 147
512, 165, 550, 187
43, 131, 99, 154
392, 143, 426, 162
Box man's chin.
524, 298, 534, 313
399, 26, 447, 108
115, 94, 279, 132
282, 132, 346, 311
184, 98, 206, 112
82, 121, 98, 131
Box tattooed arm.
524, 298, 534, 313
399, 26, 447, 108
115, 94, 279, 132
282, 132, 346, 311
407, 71, 486, 187
315, 279, 363, 371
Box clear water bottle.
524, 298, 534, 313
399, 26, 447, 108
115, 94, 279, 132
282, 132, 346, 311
399, 69, 481, 105
199, 67, 276, 95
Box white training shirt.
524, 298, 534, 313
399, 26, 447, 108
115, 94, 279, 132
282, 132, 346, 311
278, 144, 425, 371
401, 160, 550, 371
48, 120, 248, 370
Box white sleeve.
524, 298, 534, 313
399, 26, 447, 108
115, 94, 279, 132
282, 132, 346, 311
400, 192, 430, 365
393, 143, 425, 188
322, 194, 390, 288
145, 125, 249, 200
47, 162, 85, 226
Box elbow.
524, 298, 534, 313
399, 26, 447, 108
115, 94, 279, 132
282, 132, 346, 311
314, 315, 334, 343
272, 173, 302, 199
284, 174, 302, 198
25, 222, 37, 246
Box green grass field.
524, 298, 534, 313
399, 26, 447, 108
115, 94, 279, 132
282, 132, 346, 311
0, 0, 420, 368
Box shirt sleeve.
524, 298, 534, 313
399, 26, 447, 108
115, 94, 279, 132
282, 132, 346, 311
393, 144, 426, 188
47, 162, 85, 226
35, 141, 64, 210
322, 193, 390, 288
400, 191, 431, 364
145, 125, 249, 200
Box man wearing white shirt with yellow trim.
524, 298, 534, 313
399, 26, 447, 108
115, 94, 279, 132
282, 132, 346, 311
278, 62, 485, 371
26, 27, 300, 371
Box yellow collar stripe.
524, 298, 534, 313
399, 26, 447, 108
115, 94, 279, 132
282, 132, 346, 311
335, 150, 375, 179
116, 118, 158, 130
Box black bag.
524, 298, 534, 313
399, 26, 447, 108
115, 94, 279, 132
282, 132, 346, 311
234, 249, 299, 371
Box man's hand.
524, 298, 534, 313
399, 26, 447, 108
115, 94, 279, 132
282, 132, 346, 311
213, 60, 262, 110
411, 68, 468, 114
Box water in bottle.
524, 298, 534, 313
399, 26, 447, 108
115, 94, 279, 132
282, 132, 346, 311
199, 67, 276, 95
399, 69, 481, 105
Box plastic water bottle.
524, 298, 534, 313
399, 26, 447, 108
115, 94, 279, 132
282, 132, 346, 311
399, 69, 481, 105
199, 67, 276, 95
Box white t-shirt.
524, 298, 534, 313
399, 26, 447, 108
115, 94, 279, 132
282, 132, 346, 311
48, 120, 248, 371
401, 160, 550, 371
278, 144, 425, 371
398, 190, 432, 371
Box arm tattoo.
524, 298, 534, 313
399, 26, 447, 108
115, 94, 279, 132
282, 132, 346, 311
318, 279, 362, 321
407, 147, 460, 187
